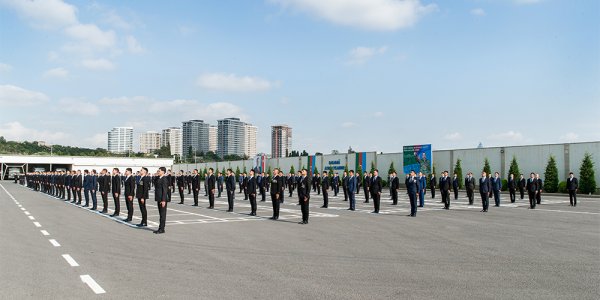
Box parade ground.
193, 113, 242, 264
1, 182, 598, 300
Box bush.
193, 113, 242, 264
558, 181, 567, 194
579, 153, 597, 195
501, 179, 508, 191
382, 179, 388, 188
544, 156, 559, 193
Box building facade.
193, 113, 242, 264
182, 120, 210, 158
271, 125, 292, 158
209, 125, 218, 153
139, 131, 161, 154
161, 127, 182, 157
244, 124, 258, 158
107, 127, 133, 154
217, 118, 257, 158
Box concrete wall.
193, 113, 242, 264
172, 142, 600, 190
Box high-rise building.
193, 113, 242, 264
161, 127, 182, 157
271, 125, 292, 158
217, 118, 257, 158
107, 127, 133, 154
139, 131, 161, 154
182, 120, 210, 158
209, 125, 218, 153
244, 124, 258, 158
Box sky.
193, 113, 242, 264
0, 0, 599, 154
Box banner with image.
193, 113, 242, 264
403, 144, 432, 175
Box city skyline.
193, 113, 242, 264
0, 0, 598, 154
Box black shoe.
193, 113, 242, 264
347, 208, 353, 210
494, 205, 499, 207
178, 202, 183, 204
110, 214, 119, 217
136, 223, 147, 227
192, 204, 198, 206
269, 217, 275, 220
320, 206, 327, 208
298, 221, 305, 225
406, 214, 412, 217
101, 210, 107, 213
418, 205, 423, 207
90, 208, 96, 211
480, 209, 485, 212
153, 230, 165, 234
364, 201, 369, 203
227, 209, 233, 212
371, 211, 378, 214
411, 214, 416, 217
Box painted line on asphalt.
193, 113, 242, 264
28, 216, 35, 220
21, 207, 26, 211
33, 222, 42, 227
49, 239, 61, 247
62, 254, 79, 267
80, 275, 106, 294
41, 230, 50, 236
531, 208, 599, 215
24, 211, 30, 215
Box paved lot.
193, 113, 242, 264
1, 182, 599, 299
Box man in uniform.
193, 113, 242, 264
247, 169, 257, 216
518, 174, 526, 200
536, 173, 543, 205
566, 172, 578, 206
192, 169, 200, 206
298, 169, 310, 224
154, 167, 169, 234
111, 168, 121, 217
439, 171, 451, 209
321, 171, 330, 208
99, 169, 110, 213
207, 168, 216, 210
479, 171, 491, 212
418, 171, 427, 207
270, 168, 282, 220
74, 170, 83, 205
177, 170, 185, 204
136, 167, 151, 227
508, 174, 517, 203
407, 170, 420, 217
430, 173, 437, 199
492, 172, 502, 207
347, 170, 357, 211
83, 170, 92, 207
390, 172, 399, 205
363, 172, 370, 203
370, 170, 382, 213
124, 168, 135, 222
225, 169, 235, 211
527, 173, 538, 209
90, 170, 98, 210
452, 173, 459, 200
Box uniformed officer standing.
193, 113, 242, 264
390, 172, 399, 205
298, 169, 310, 224
191, 169, 200, 206
207, 168, 216, 209
111, 168, 121, 217
99, 169, 110, 213
370, 170, 382, 213
526, 173, 538, 209
270, 168, 282, 220
566, 172, 578, 206
535, 173, 543, 205
154, 167, 169, 234
247, 170, 257, 216
124, 168, 135, 222
342, 171, 349, 201
508, 174, 517, 203
225, 169, 235, 211
321, 171, 330, 208
479, 171, 491, 212
407, 170, 419, 217
136, 167, 151, 227
177, 170, 185, 204
90, 170, 98, 210
347, 170, 357, 211
465, 172, 475, 205
439, 171, 451, 209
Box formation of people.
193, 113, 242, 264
23, 166, 581, 234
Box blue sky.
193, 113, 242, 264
0, 0, 598, 154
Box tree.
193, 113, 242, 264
289, 165, 295, 174
544, 155, 559, 193
508, 156, 520, 180
388, 162, 396, 175
243, 166, 247, 174
370, 161, 376, 173
0, 136, 6, 144
356, 164, 363, 176
221, 167, 226, 176
266, 166, 272, 176
454, 159, 464, 189
579, 152, 597, 195
482, 158, 491, 175
313, 167, 319, 176
432, 164, 437, 177
187, 146, 193, 162
235, 166, 241, 179
328, 166, 334, 178
155, 145, 171, 157
300, 150, 309, 156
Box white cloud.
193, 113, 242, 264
1, 0, 78, 29
372, 111, 384, 118
560, 132, 579, 142
346, 46, 387, 65
488, 131, 524, 142
196, 73, 277, 92
126, 35, 144, 54
0, 84, 49, 106
514, 0, 543, 5
57, 98, 99, 116
43, 67, 69, 79
64, 23, 116, 49
0, 62, 12, 73
83, 133, 108, 149
270, 0, 437, 31
444, 132, 463, 141
82, 58, 115, 71
341, 121, 357, 128
0, 121, 69, 144
470, 8, 486, 16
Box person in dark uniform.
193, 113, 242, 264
479, 171, 491, 212
225, 169, 235, 211
332, 173, 340, 197
508, 174, 517, 203
298, 169, 310, 224
363, 173, 370, 203
418, 172, 427, 207
342, 171, 349, 201
124, 168, 135, 222
566, 172, 578, 206
492, 172, 502, 207
217, 172, 224, 198
187, 172, 192, 194
154, 167, 169, 234
465, 172, 475, 205
176, 170, 185, 204
204, 172, 209, 197
278, 170, 286, 204
83, 170, 92, 207
136, 167, 150, 227
247, 169, 257, 216
370, 170, 382, 213
111, 168, 121, 217
90, 170, 98, 210
287, 173, 295, 198
439, 171, 451, 209
243, 173, 249, 200
430, 173, 437, 199
536, 173, 543, 205
518, 174, 526, 200
65, 171, 72, 201
191, 169, 200, 206
347, 170, 357, 211
407, 170, 420, 217
390, 172, 399, 205
270, 169, 282, 220
452, 173, 459, 200
98, 169, 110, 213
257, 172, 265, 202
526, 172, 538, 209
321, 171, 330, 208
207, 168, 216, 209
74, 170, 83, 205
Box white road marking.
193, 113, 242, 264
33, 222, 42, 227
21, 207, 26, 211
531, 208, 600, 215
40, 230, 50, 236
49, 239, 61, 247
80, 275, 106, 294
28, 216, 35, 220
62, 254, 79, 267
24, 211, 30, 215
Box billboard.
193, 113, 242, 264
403, 144, 432, 175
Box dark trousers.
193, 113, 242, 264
322, 189, 328, 207
112, 193, 120, 214
178, 187, 185, 203
509, 188, 516, 203
349, 192, 356, 210
334, 185, 339, 196
260, 188, 265, 201
519, 188, 525, 200
76, 189, 82, 203
453, 189, 458, 200
466, 188, 474, 205
528, 191, 537, 208
101, 192, 108, 211
430, 187, 436, 198
363, 187, 369, 202
208, 191, 215, 209
391, 189, 398, 205
409, 191, 417, 216
244, 188, 248, 200
419, 189, 425, 207
227, 190, 234, 210
300, 198, 309, 223
187, 184, 191, 194
441, 190, 449, 206
157, 201, 167, 231
271, 194, 280, 219
480, 192, 489, 211
193, 189, 199, 205
493, 190, 501, 206
568, 190, 577, 206
280, 190, 285, 204
536, 191, 541, 204
67, 188, 72, 200
372, 192, 380, 213
218, 186, 223, 198
343, 186, 348, 201
126, 197, 134, 220
84, 189, 90, 206
249, 194, 257, 215
91, 191, 97, 209
137, 198, 147, 225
